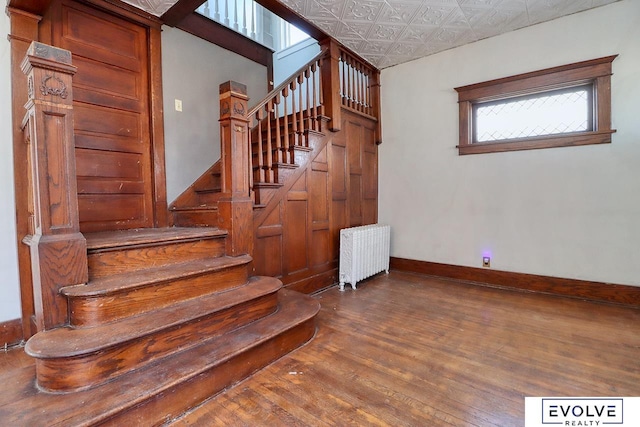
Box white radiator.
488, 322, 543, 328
338, 224, 390, 291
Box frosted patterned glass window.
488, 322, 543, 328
474, 86, 592, 143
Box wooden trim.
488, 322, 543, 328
390, 257, 640, 308
177, 12, 273, 67
7, 0, 52, 15
161, 0, 206, 26
149, 26, 169, 227
454, 55, 618, 99
455, 55, 617, 155
0, 319, 23, 348
458, 129, 615, 155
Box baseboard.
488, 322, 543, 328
390, 257, 640, 308
0, 319, 23, 348
283, 268, 338, 295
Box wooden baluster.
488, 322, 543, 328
266, 101, 274, 182
365, 71, 371, 115
297, 73, 304, 139
359, 64, 365, 113
311, 62, 318, 132
305, 67, 312, 134
318, 57, 325, 118
282, 86, 290, 163
290, 79, 298, 147
256, 110, 265, 183
274, 94, 282, 164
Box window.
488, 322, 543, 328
454, 55, 617, 155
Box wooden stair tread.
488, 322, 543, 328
62, 255, 252, 297
26, 276, 282, 358
85, 227, 227, 251
170, 205, 218, 211
4, 290, 319, 426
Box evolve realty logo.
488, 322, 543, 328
542, 398, 622, 426
525, 397, 640, 427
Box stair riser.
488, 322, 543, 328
69, 264, 249, 327
35, 293, 280, 393
88, 238, 226, 280
98, 318, 316, 426
171, 210, 219, 227
196, 190, 222, 205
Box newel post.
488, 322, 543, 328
218, 81, 254, 257
21, 42, 88, 331
319, 38, 342, 132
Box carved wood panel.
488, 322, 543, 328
254, 109, 378, 294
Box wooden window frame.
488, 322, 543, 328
454, 55, 617, 155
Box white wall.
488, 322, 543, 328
379, 0, 640, 286
162, 26, 268, 203
273, 37, 320, 87
0, 12, 23, 322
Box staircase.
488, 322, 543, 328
16, 227, 319, 425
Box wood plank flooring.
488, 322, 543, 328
170, 271, 640, 427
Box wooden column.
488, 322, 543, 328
21, 42, 88, 331
370, 70, 383, 145
218, 81, 253, 257
319, 38, 341, 132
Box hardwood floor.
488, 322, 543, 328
1, 271, 638, 426
170, 271, 640, 427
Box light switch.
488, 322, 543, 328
175, 99, 183, 112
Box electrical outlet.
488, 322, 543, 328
482, 256, 490, 268
175, 99, 183, 112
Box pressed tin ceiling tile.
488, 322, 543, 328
122, 0, 620, 68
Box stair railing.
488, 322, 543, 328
246, 49, 326, 190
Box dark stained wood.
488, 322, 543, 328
320, 38, 342, 132
7, 0, 52, 15
170, 271, 640, 426
0, 319, 23, 348
218, 81, 254, 257
455, 55, 617, 155
176, 12, 273, 67
20, 41, 88, 331
65, 255, 252, 326
27, 277, 281, 392
160, 0, 206, 26
0, 290, 319, 425
391, 257, 640, 308
7, 6, 40, 340
45, 0, 155, 232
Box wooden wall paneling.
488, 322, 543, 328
330, 128, 348, 262
362, 121, 378, 224
310, 148, 331, 267
255, 203, 284, 278
284, 173, 309, 276
8, 6, 41, 340
346, 116, 363, 227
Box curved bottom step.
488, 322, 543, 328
0, 290, 319, 427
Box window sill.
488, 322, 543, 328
457, 130, 616, 155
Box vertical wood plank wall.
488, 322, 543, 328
254, 109, 378, 294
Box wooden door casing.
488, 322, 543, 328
46, 0, 155, 232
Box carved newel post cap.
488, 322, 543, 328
219, 81, 248, 97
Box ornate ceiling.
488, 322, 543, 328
122, 0, 619, 68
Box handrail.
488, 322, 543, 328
247, 49, 326, 118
